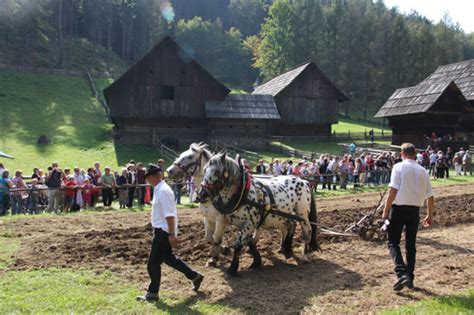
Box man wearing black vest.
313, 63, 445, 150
382, 143, 435, 291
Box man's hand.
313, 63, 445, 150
168, 235, 178, 248
422, 215, 433, 228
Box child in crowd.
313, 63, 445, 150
116, 168, 129, 209
63, 175, 76, 213
28, 178, 40, 214
82, 178, 93, 208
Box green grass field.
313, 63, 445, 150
382, 289, 474, 315
332, 118, 391, 134
0, 70, 160, 172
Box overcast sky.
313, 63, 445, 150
382, 0, 474, 33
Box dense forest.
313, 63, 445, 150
1, 0, 474, 117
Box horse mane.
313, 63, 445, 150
190, 142, 212, 160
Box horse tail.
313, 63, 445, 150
308, 192, 321, 252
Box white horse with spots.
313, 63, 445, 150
166, 143, 229, 266
200, 152, 320, 275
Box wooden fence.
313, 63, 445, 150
0, 63, 118, 78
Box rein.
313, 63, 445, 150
211, 164, 251, 215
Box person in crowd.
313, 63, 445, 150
62, 175, 76, 213
435, 151, 448, 179
327, 156, 339, 190
366, 155, 375, 185
452, 153, 462, 176
348, 142, 357, 155
369, 129, 375, 144
0, 163, 5, 177
273, 159, 282, 176
429, 150, 437, 177
267, 162, 274, 175
136, 163, 147, 206
94, 161, 102, 178
359, 154, 367, 187
186, 176, 195, 203
463, 150, 472, 176
73, 167, 85, 208
0, 170, 12, 216
127, 163, 137, 208
353, 159, 362, 188
157, 159, 165, 170
173, 181, 183, 205
31, 167, 40, 180
46, 162, 64, 212
116, 168, 129, 209
28, 178, 40, 214
319, 158, 329, 189
287, 160, 293, 175
339, 156, 349, 189
87, 168, 100, 207
82, 178, 94, 209
11, 170, 26, 215
256, 159, 266, 174
100, 166, 116, 207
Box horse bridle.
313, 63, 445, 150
173, 152, 203, 177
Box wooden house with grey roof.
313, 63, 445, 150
375, 81, 473, 149
419, 59, 474, 133
205, 94, 280, 148
253, 61, 347, 137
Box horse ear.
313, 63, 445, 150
220, 152, 227, 163
236, 154, 242, 165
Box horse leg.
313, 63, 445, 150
227, 222, 254, 276
248, 233, 262, 269
299, 220, 313, 263
282, 221, 296, 259
207, 213, 226, 267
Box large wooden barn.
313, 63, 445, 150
103, 35, 229, 146
375, 81, 473, 149
376, 59, 474, 148
104, 36, 347, 149
253, 62, 348, 137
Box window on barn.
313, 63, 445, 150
161, 86, 175, 100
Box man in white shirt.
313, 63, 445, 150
137, 164, 203, 302
382, 143, 435, 291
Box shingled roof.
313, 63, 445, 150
252, 61, 347, 102
419, 59, 474, 101
205, 94, 280, 120
375, 81, 467, 118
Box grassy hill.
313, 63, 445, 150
0, 70, 159, 173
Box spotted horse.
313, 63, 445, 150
200, 152, 320, 275
167, 143, 290, 267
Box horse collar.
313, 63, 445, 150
212, 167, 251, 215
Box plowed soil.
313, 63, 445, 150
2, 187, 473, 314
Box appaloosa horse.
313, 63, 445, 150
200, 152, 320, 275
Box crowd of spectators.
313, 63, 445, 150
251, 145, 472, 191
0, 159, 166, 216
0, 144, 471, 216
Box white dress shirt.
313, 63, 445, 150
389, 159, 434, 207
151, 181, 178, 233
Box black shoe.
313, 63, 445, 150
406, 279, 414, 289
136, 292, 159, 302
192, 273, 204, 292
393, 275, 410, 291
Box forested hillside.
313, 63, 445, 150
1, 0, 474, 117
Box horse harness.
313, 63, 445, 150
212, 165, 308, 227
173, 152, 203, 177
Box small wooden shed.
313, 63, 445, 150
253, 61, 347, 137
205, 94, 280, 149
375, 81, 472, 149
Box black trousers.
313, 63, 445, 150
147, 228, 198, 294
387, 205, 420, 280
128, 187, 135, 208
102, 188, 114, 206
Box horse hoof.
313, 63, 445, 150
206, 259, 218, 268
283, 251, 294, 260
249, 263, 262, 270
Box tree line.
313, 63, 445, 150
1, 0, 473, 118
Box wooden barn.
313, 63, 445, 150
419, 59, 474, 134
375, 81, 473, 150
103, 35, 230, 147
205, 94, 280, 149
253, 62, 348, 137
